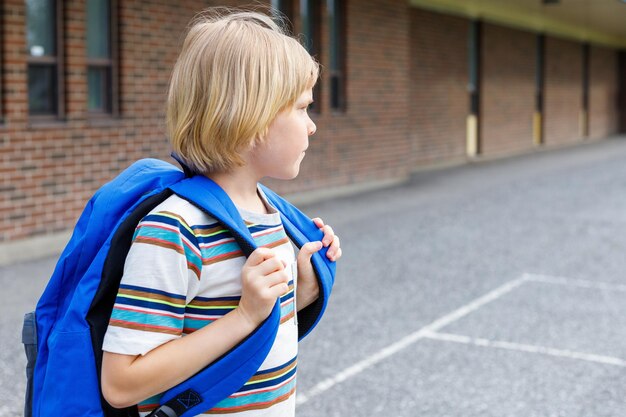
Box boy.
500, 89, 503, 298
100, 7, 342, 416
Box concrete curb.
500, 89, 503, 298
3, 135, 623, 267
0, 177, 406, 267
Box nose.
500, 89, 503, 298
308, 119, 317, 136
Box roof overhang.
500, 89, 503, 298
410, 0, 626, 49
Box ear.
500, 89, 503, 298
244, 135, 261, 151
253, 127, 271, 147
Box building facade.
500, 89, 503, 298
1, 0, 625, 261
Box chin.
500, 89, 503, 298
264, 161, 301, 180
283, 171, 299, 180
281, 168, 300, 180
266, 170, 299, 181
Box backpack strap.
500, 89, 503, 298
170, 152, 195, 178
169, 175, 256, 256
161, 176, 281, 417
258, 184, 336, 340
158, 176, 335, 417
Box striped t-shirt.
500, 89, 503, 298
102, 187, 298, 416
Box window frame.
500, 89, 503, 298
328, 0, 347, 112
300, 0, 322, 113
271, 0, 295, 35
26, 0, 65, 121
86, 0, 119, 117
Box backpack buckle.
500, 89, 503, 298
147, 405, 178, 417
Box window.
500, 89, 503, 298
26, 0, 64, 117
328, 0, 346, 111
271, 0, 295, 35
87, 0, 118, 115
273, 0, 346, 113
300, 0, 322, 113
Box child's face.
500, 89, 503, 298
249, 87, 316, 180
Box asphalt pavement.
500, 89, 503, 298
2, 137, 626, 416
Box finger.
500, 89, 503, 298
268, 282, 291, 299
313, 217, 324, 228
332, 247, 342, 261
326, 235, 341, 259
264, 270, 291, 288
297, 241, 323, 266
321, 225, 335, 246
256, 256, 287, 276
299, 241, 323, 257
247, 247, 276, 266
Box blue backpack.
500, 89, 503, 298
22, 158, 335, 417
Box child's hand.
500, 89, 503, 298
312, 217, 341, 262
296, 217, 341, 310
238, 247, 290, 327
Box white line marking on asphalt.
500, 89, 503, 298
296, 275, 528, 405
424, 331, 626, 367
523, 273, 626, 292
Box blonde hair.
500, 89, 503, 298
167, 7, 320, 175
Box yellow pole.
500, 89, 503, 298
466, 114, 478, 157
533, 111, 542, 146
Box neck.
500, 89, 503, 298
208, 168, 268, 214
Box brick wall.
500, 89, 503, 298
269, 0, 412, 193
1, 0, 412, 243
480, 23, 535, 155
589, 45, 619, 140
0, 1, 623, 246
409, 8, 468, 165
544, 36, 583, 145
0, 0, 224, 242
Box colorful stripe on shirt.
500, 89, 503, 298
138, 395, 161, 413
196, 221, 290, 266
137, 358, 297, 415
109, 284, 186, 336
183, 295, 240, 334
132, 211, 203, 279
183, 281, 295, 334
280, 280, 295, 324
133, 211, 289, 270
248, 223, 290, 249
130, 213, 290, 277
193, 223, 243, 265
203, 356, 297, 414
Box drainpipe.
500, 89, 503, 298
619, 50, 626, 134
581, 43, 590, 138
467, 20, 481, 157
534, 34, 545, 145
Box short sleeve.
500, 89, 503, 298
102, 211, 202, 356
